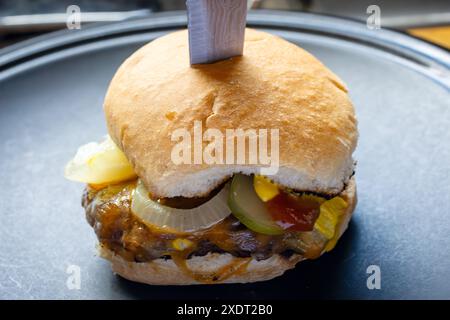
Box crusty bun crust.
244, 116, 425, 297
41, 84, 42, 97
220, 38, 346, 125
101, 248, 305, 285
104, 29, 358, 198
100, 177, 356, 285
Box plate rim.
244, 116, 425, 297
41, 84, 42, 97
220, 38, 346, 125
0, 10, 449, 71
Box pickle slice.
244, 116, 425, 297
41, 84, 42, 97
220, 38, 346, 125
228, 174, 284, 235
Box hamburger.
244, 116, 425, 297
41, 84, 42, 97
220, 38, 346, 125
65, 29, 358, 285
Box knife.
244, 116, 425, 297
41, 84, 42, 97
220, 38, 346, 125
186, 0, 248, 65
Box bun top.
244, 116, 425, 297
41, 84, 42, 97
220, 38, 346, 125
104, 29, 358, 198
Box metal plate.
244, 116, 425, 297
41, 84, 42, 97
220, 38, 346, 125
0, 11, 449, 299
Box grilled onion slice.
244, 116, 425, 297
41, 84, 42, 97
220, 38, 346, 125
64, 136, 136, 184
131, 180, 231, 233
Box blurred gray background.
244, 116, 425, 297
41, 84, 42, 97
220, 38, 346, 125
0, 0, 449, 48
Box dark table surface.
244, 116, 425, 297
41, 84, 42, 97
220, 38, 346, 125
0, 12, 449, 299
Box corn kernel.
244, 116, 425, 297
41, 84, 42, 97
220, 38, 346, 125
172, 238, 193, 251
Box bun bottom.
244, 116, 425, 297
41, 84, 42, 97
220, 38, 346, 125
100, 177, 356, 285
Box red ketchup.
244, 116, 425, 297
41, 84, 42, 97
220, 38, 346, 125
265, 192, 321, 232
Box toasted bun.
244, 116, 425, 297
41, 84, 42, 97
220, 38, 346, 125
100, 177, 356, 285
104, 29, 358, 198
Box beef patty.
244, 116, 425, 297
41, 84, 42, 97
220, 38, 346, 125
83, 181, 328, 263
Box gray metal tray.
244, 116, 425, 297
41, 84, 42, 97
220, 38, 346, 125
0, 11, 449, 299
